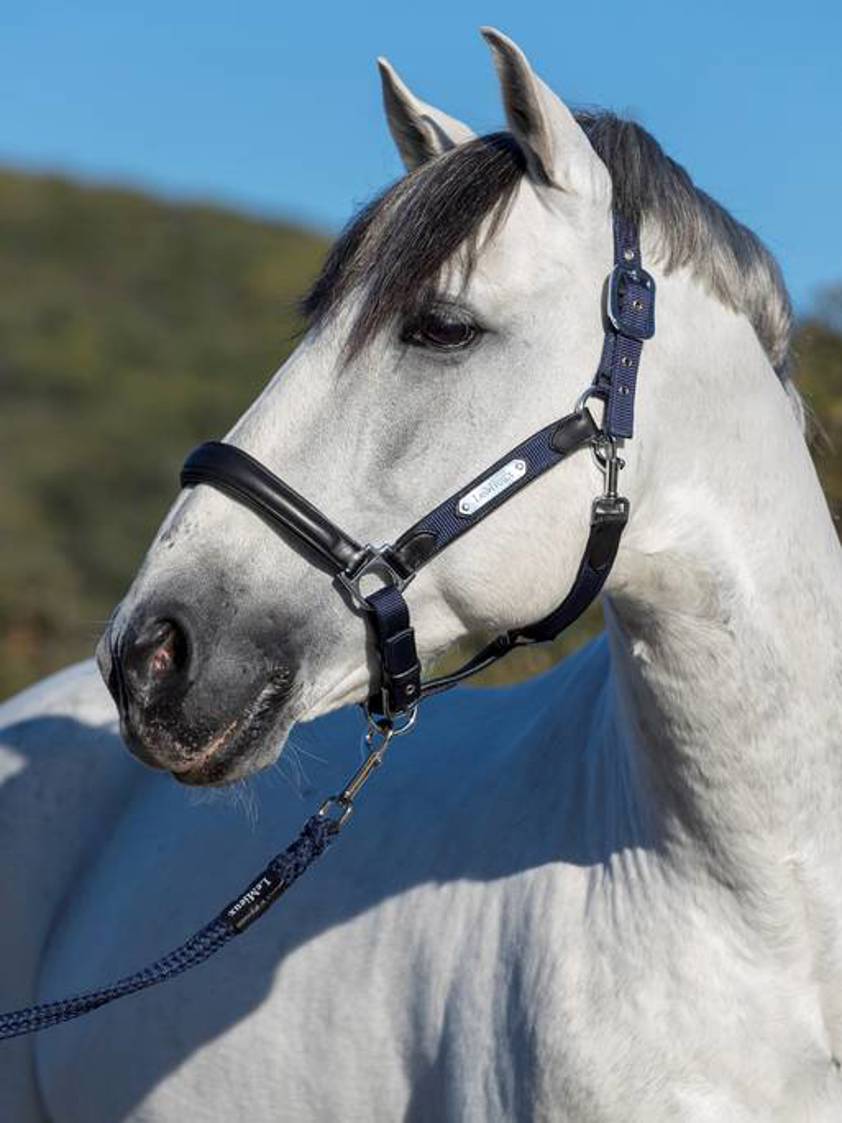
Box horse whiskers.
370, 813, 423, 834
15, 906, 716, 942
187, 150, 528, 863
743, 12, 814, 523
268, 745, 314, 800
285, 741, 329, 767
186, 774, 260, 827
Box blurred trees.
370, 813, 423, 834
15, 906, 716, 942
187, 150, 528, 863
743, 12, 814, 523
796, 285, 842, 529
0, 169, 840, 698
0, 170, 327, 696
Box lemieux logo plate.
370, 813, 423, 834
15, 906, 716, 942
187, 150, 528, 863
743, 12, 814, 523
456, 458, 527, 518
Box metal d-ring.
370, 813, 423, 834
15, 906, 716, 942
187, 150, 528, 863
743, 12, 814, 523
376, 705, 418, 737
574, 384, 605, 417
336, 544, 415, 610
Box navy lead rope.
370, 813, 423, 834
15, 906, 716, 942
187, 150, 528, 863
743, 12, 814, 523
0, 814, 335, 1040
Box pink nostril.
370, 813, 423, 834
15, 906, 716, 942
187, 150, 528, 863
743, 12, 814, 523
123, 617, 190, 695
150, 634, 175, 678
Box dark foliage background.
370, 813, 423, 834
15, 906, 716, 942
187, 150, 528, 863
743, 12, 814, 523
1, 169, 840, 698
0, 170, 326, 696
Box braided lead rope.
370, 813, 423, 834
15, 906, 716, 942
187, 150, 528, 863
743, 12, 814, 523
0, 808, 337, 1040
0, 916, 236, 1040
0, 719, 400, 1041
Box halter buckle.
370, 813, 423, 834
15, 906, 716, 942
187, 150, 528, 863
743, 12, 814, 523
337, 544, 415, 609
607, 265, 656, 341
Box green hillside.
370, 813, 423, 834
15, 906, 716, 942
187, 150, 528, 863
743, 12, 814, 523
0, 169, 328, 696
1, 169, 840, 698
797, 296, 842, 523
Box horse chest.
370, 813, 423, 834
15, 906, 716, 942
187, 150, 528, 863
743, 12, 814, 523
35, 819, 842, 1123
14, 662, 842, 1121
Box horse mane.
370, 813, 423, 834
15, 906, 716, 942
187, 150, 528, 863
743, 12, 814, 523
302, 113, 798, 419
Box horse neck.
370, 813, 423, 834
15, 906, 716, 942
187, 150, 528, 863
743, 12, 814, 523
604, 266, 842, 886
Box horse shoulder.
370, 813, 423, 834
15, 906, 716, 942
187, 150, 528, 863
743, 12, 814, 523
34, 640, 615, 1122
0, 661, 138, 1122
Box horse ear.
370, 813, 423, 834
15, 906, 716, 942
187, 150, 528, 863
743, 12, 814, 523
481, 27, 610, 199
377, 57, 476, 172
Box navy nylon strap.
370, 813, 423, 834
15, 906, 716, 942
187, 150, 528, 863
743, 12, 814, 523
595, 213, 655, 440
514, 498, 626, 642
364, 585, 421, 718
393, 409, 598, 571
420, 494, 627, 697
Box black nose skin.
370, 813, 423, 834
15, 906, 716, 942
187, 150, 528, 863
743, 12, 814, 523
121, 615, 191, 703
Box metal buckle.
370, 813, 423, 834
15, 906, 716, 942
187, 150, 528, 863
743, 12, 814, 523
336, 544, 415, 609
606, 265, 656, 341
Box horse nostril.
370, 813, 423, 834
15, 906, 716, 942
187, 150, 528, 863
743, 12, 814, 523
148, 622, 179, 677
122, 616, 190, 697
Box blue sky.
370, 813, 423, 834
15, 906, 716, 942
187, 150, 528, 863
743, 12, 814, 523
2, 1, 840, 312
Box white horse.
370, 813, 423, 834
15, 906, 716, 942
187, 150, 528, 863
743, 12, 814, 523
2, 27, 841, 1122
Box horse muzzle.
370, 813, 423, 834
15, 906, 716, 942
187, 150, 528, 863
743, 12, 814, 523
98, 602, 295, 785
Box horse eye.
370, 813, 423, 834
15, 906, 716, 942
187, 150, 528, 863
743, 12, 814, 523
402, 310, 479, 352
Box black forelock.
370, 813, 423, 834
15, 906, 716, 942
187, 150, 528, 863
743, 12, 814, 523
300, 132, 526, 358
301, 114, 793, 384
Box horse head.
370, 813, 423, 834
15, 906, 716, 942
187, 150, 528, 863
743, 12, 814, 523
98, 29, 796, 786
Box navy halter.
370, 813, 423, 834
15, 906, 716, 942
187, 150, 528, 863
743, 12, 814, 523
181, 212, 655, 725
